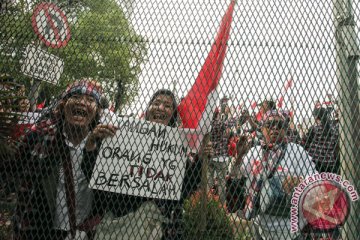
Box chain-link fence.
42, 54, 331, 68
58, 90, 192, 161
1, 0, 359, 239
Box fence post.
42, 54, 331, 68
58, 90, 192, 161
198, 133, 210, 237
333, 0, 360, 239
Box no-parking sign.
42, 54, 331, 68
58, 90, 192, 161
31, 2, 71, 48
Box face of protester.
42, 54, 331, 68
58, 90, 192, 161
64, 94, 98, 128
147, 94, 174, 126
261, 115, 286, 144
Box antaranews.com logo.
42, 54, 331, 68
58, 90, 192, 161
290, 172, 359, 233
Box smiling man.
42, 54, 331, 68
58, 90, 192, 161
14, 80, 117, 240
236, 110, 317, 240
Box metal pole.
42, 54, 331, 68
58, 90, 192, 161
199, 133, 210, 238
333, 0, 360, 239
28, 80, 41, 112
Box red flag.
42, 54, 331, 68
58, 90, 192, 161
256, 111, 263, 122
178, 0, 235, 129
284, 79, 293, 91
178, 0, 235, 149
277, 77, 293, 109
250, 101, 257, 109
277, 96, 284, 108
289, 111, 294, 118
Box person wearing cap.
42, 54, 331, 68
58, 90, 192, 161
259, 99, 276, 114
303, 107, 339, 174
14, 79, 118, 240
236, 110, 316, 239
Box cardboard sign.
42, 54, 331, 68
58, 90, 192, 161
89, 117, 191, 201
31, 2, 71, 48
21, 44, 64, 84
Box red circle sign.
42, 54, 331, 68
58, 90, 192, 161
300, 180, 350, 230
31, 2, 71, 48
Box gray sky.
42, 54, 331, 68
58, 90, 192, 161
123, 0, 359, 124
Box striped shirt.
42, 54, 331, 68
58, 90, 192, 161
210, 115, 237, 157
303, 123, 339, 164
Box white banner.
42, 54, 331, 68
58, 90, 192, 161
21, 44, 64, 84
89, 117, 192, 200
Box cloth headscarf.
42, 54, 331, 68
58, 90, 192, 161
62, 79, 102, 104
28, 79, 103, 158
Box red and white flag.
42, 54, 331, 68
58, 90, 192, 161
250, 101, 257, 110
277, 77, 293, 108
178, 0, 235, 149
277, 96, 284, 108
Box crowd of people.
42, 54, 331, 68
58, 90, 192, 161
0, 77, 342, 240
208, 97, 340, 239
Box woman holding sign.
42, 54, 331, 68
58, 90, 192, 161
95, 89, 213, 240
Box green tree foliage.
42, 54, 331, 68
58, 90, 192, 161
0, 0, 146, 109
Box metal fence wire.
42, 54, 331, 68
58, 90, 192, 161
0, 0, 359, 239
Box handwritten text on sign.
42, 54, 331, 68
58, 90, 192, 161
21, 44, 64, 84
89, 117, 190, 200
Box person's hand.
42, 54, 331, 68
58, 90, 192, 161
85, 124, 118, 151
235, 136, 249, 164
282, 176, 303, 194
198, 134, 214, 160
18, 98, 30, 112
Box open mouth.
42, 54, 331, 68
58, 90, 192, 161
152, 113, 167, 121
71, 108, 88, 118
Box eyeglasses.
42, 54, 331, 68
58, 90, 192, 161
263, 120, 286, 130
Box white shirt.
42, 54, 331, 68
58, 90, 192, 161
239, 143, 317, 239
54, 133, 94, 231
228, 156, 243, 179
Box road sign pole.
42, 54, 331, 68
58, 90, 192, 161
333, 0, 360, 239
28, 80, 41, 112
